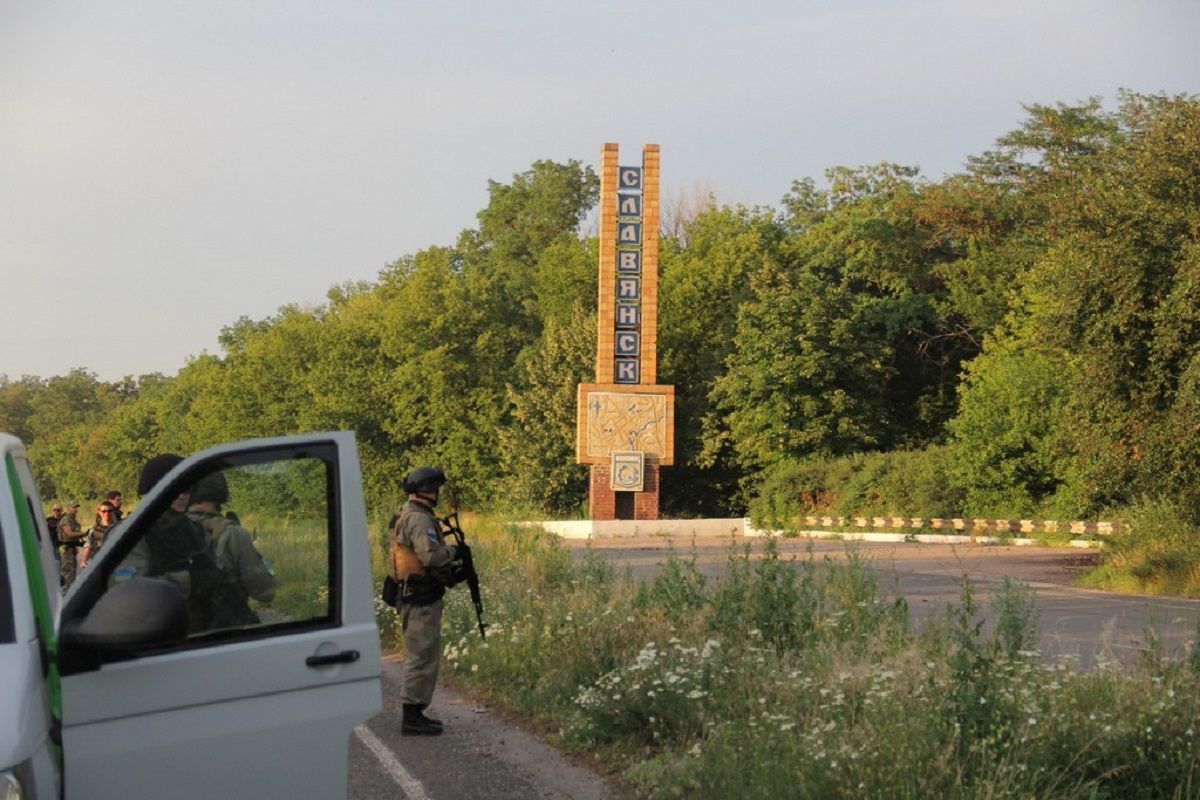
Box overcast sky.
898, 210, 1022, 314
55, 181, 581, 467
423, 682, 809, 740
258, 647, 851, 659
2, 1, 1198, 382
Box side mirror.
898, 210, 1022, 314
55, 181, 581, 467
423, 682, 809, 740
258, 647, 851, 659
60, 578, 188, 652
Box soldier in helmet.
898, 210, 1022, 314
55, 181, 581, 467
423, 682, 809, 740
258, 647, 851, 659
187, 471, 276, 608
118, 454, 257, 632
390, 465, 464, 736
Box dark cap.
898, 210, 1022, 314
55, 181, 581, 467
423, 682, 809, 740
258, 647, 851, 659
138, 454, 184, 495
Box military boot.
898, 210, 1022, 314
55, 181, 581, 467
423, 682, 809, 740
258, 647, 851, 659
416, 704, 443, 729
401, 704, 443, 736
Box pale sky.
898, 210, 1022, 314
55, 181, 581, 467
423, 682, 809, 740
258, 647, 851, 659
2, 1, 1197, 381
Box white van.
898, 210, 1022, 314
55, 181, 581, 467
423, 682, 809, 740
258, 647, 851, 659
0, 431, 382, 799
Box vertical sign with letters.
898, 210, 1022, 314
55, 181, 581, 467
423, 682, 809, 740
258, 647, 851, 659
615, 162, 642, 384
580, 143, 673, 521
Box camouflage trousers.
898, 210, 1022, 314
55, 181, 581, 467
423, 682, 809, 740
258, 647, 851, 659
400, 597, 443, 706
60, 547, 78, 590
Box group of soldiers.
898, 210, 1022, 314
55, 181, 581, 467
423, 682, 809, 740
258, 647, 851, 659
122, 454, 277, 633
45, 490, 125, 589
45, 461, 464, 737
44, 463, 277, 620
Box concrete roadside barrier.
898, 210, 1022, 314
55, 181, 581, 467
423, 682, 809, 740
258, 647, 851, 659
529, 516, 1110, 548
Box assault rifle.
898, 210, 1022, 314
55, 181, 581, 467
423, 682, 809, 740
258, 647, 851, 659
439, 508, 488, 639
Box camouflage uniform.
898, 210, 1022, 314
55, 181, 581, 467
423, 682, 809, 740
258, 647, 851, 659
81, 520, 116, 568
58, 508, 86, 589
188, 509, 276, 604
118, 508, 256, 632
394, 497, 457, 707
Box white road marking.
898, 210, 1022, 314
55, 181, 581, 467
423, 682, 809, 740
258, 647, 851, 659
355, 724, 431, 800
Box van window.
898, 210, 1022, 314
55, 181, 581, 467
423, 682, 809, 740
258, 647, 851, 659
104, 447, 338, 642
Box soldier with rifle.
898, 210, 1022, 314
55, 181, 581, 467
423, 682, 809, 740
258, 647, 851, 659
386, 466, 485, 736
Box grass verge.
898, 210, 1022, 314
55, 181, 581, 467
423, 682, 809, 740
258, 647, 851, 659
1079, 499, 1200, 598
378, 519, 1200, 799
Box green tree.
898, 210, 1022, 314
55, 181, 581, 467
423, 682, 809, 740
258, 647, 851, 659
951, 92, 1200, 517
658, 204, 788, 514
711, 164, 970, 500
948, 342, 1072, 516
0, 375, 41, 444
499, 303, 595, 515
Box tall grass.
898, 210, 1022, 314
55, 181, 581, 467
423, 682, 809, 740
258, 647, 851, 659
237, 512, 329, 621
421, 522, 1200, 799
1082, 499, 1200, 598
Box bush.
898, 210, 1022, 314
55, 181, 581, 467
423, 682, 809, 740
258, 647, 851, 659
750, 445, 966, 528
1083, 497, 1200, 597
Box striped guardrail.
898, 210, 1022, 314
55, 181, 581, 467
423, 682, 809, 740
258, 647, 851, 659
792, 517, 1122, 536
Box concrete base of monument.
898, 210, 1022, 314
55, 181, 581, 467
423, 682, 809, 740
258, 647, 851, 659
528, 519, 1101, 548
535, 518, 750, 539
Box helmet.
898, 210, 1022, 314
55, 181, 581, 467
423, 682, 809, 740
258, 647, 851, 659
404, 466, 446, 494
191, 471, 230, 505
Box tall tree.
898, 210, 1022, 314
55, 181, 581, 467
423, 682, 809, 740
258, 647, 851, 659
499, 303, 595, 515
952, 93, 1200, 518
658, 204, 787, 514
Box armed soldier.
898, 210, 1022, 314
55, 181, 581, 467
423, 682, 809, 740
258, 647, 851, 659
389, 466, 466, 736
58, 501, 86, 589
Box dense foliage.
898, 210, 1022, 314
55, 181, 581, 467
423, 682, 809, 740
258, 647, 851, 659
3, 93, 1198, 534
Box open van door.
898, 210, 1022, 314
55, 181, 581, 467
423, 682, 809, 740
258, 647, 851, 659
57, 432, 381, 800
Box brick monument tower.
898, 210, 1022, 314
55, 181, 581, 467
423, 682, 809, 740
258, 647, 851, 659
576, 143, 675, 520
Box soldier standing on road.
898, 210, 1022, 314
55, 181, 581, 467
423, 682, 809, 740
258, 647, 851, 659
391, 466, 464, 736
58, 501, 86, 589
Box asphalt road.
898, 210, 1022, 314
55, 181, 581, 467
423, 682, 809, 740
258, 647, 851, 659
345, 535, 1200, 799
348, 660, 627, 800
